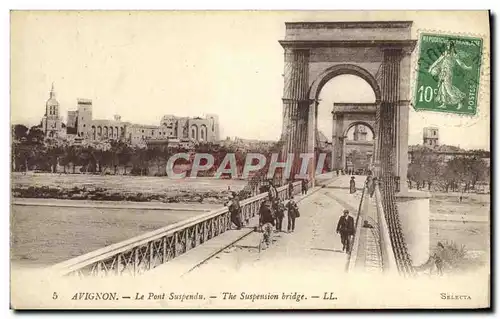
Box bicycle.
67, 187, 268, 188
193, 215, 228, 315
257, 223, 274, 253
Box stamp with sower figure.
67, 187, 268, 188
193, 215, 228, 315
414, 33, 483, 115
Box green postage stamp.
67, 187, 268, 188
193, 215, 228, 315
414, 33, 483, 115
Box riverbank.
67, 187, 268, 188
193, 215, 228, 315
12, 198, 220, 211
11, 173, 249, 205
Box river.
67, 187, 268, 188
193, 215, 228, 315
10, 204, 207, 268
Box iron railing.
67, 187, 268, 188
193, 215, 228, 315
49, 180, 304, 277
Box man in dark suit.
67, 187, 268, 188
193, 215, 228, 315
336, 209, 355, 252
288, 180, 294, 198
286, 196, 299, 233
228, 192, 242, 230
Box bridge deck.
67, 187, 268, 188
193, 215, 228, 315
321, 176, 383, 273
142, 174, 381, 286
179, 186, 351, 283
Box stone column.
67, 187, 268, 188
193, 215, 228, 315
372, 103, 381, 176
379, 49, 402, 177
381, 49, 430, 267
331, 112, 344, 171
331, 112, 337, 171
307, 99, 317, 186
282, 48, 310, 181
397, 53, 412, 193
340, 137, 347, 171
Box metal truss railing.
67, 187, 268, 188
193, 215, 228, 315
49, 181, 304, 278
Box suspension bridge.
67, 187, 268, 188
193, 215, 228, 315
47, 21, 432, 283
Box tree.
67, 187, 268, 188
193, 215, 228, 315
44, 137, 68, 173
27, 126, 45, 144
407, 150, 443, 190
422, 153, 444, 191
12, 124, 29, 141
103, 140, 128, 175
117, 142, 133, 175
130, 145, 148, 176
462, 156, 489, 191
13, 143, 32, 172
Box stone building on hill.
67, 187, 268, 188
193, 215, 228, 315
38, 84, 221, 146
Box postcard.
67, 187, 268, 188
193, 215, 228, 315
10, 10, 490, 309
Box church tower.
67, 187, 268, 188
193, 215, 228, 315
41, 83, 63, 138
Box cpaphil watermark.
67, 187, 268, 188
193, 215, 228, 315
165, 153, 329, 179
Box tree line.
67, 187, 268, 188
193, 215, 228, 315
407, 146, 490, 193
12, 124, 332, 178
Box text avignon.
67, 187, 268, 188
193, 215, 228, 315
71, 292, 119, 301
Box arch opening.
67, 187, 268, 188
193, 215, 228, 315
309, 64, 381, 102
345, 122, 375, 141
345, 122, 375, 174
316, 74, 377, 144
313, 70, 378, 173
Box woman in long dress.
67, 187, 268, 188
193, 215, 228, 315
428, 41, 472, 110
349, 177, 356, 194
366, 176, 375, 198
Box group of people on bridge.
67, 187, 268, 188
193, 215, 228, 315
349, 174, 376, 198
225, 179, 306, 250
257, 180, 304, 249
225, 174, 379, 253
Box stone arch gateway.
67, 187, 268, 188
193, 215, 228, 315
332, 103, 377, 171
279, 21, 416, 190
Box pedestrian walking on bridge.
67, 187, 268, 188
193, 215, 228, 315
288, 180, 294, 198
301, 178, 308, 195
349, 176, 356, 194
286, 196, 300, 233
275, 200, 285, 232
366, 176, 375, 198
228, 192, 243, 230
268, 180, 279, 201
336, 209, 355, 252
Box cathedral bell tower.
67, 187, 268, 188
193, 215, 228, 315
41, 83, 62, 138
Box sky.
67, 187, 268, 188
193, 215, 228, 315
10, 11, 490, 150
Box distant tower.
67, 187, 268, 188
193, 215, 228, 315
353, 124, 367, 141
76, 98, 93, 139
423, 127, 439, 146
41, 83, 62, 137
205, 114, 220, 142
358, 125, 367, 141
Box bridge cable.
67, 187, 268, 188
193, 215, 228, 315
377, 95, 416, 277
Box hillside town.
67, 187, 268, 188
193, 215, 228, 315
39, 83, 221, 149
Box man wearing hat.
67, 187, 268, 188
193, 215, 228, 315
228, 191, 243, 230
336, 209, 355, 252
